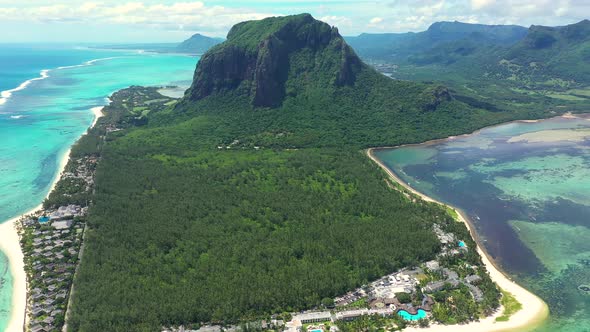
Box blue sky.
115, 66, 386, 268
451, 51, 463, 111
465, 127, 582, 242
0, 0, 587, 43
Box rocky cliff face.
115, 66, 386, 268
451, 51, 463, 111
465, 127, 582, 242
184, 14, 362, 108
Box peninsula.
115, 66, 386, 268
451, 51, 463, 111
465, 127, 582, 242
0, 4, 587, 332
60, 14, 565, 331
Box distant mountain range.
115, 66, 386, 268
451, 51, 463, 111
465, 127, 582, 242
502, 20, 590, 82
347, 20, 590, 82
96, 33, 224, 55
346, 21, 528, 61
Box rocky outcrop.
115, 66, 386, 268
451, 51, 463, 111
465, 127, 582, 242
422, 86, 452, 112
184, 14, 363, 108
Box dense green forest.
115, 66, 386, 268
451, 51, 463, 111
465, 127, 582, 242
65, 14, 527, 331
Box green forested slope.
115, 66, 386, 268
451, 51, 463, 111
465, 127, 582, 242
354, 20, 590, 113
346, 21, 527, 62
67, 14, 507, 331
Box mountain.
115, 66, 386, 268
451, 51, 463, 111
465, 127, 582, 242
410, 20, 590, 83
176, 33, 224, 54
346, 21, 528, 61
501, 20, 590, 82
94, 34, 223, 54
68, 14, 525, 331
349, 19, 590, 84
172, 13, 520, 148
347, 20, 590, 114
185, 14, 361, 108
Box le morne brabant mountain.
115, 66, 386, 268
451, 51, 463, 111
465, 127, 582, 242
347, 20, 590, 114
66, 14, 562, 331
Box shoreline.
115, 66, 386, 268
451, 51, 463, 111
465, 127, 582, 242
0, 105, 104, 332
366, 148, 549, 332
368, 112, 589, 152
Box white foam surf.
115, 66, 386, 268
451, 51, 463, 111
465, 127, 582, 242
0, 56, 126, 107
0, 69, 49, 106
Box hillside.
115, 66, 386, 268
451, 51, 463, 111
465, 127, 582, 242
502, 19, 590, 83
349, 20, 590, 115
346, 21, 527, 61
176, 33, 224, 54
64, 14, 530, 331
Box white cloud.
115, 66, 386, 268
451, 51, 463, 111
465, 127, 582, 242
319, 15, 353, 29
369, 17, 383, 24
416, 0, 445, 16
471, 0, 493, 10
0, 1, 278, 36
0, 0, 587, 41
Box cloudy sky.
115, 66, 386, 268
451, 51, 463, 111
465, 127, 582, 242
0, 0, 587, 43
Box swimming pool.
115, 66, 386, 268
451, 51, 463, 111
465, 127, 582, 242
310, 329, 322, 332
458, 241, 466, 247
38, 216, 50, 223
397, 309, 427, 321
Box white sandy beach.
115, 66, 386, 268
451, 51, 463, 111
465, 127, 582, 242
367, 149, 549, 332
0, 106, 104, 332
0, 215, 28, 332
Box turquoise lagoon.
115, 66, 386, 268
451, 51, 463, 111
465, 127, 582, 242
0, 45, 198, 330
374, 115, 590, 331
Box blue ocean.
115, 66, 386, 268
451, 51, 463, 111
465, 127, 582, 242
0, 44, 198, 330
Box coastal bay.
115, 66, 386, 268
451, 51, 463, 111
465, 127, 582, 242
0, 45, 198, 331
373, 114, 590, 332
367, 148, 548, 332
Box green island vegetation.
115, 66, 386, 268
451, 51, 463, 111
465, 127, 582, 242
17, 87, 180, 332
496, 290, 523, 322
60, 14, 576, 331
443, 206, 459, 221
348, 20, 590, 115
336, 314, 409, 331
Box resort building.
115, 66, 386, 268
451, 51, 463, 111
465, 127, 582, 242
335, 309, 368, 321
443, 268, 459, 281
466, 284, 484, 302
425, 260, 440, 271
424, 281, 446, 293
49, 204, 83, 220
296, 311, 332, 324
465, 275, 482, 284
52, 220, 73, 230
334, 308, 395, 322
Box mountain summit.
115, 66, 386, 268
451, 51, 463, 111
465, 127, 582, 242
174, 14, 500, 149
176, 33, 224, 54
185, 14, 362, 107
